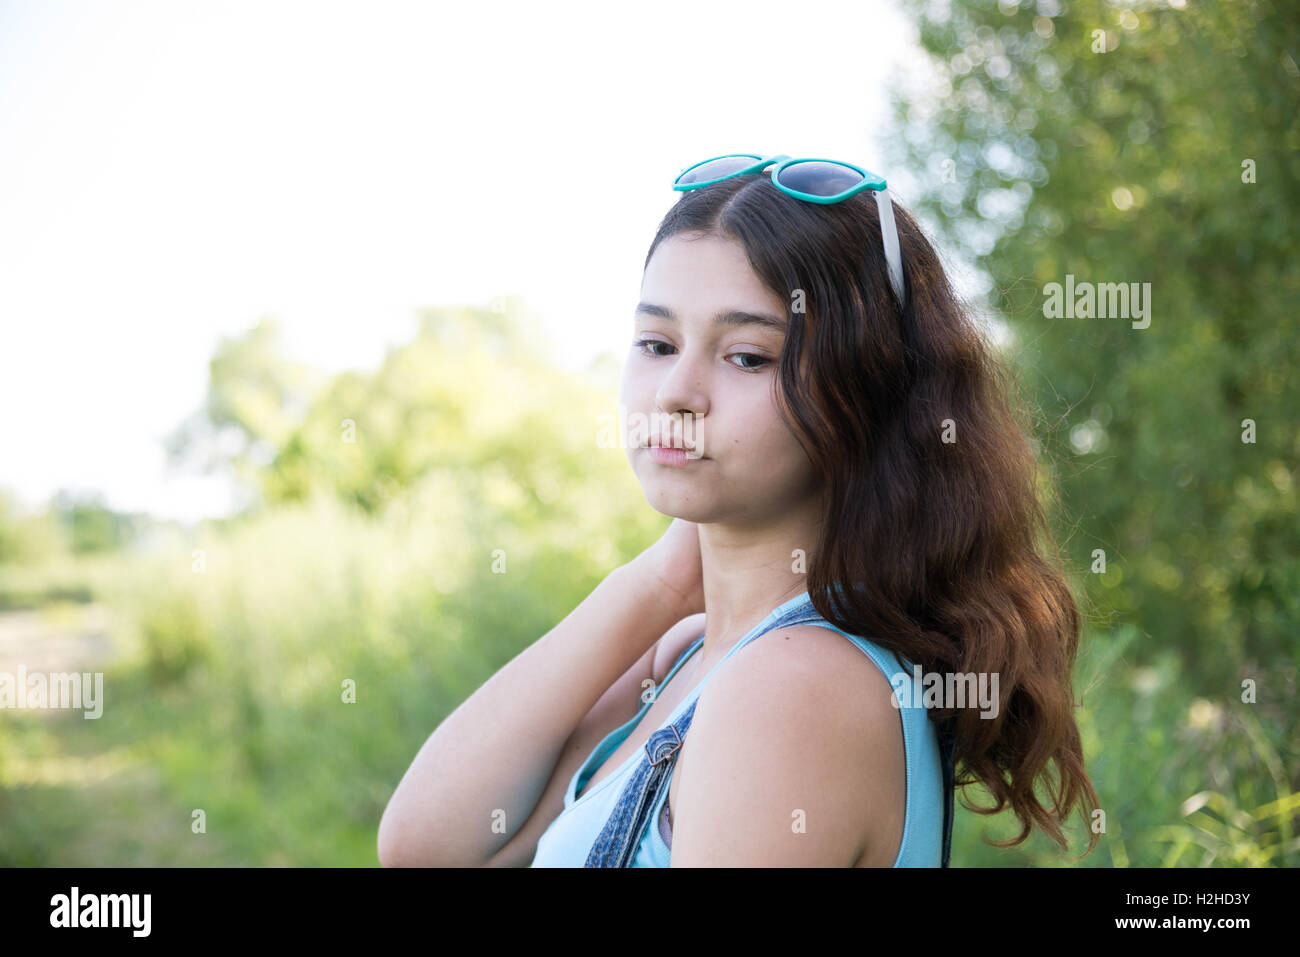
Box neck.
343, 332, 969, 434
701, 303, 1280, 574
693, 492, 824, 670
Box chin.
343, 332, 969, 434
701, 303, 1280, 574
641, 489, 712, 524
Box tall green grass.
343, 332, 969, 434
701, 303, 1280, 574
2, 487, 1293, 865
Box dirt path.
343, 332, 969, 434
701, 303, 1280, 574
0, 603, 116, 678
0, 603, 231, 865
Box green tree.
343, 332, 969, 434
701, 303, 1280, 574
887, 0, 1299, 682
49, 490, 141, 554
262, 299, 631, 523
164, 317, 321, 503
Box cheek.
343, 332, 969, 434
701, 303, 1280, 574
749, 431, 804, 476
620, 369, 653, 439
619, 365, 635, 404
723, 403, 802, 468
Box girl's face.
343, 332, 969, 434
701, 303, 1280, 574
621, 231, 821, 524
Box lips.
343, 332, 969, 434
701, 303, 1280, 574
645, 443, 705, 465
646, 442, 701, 455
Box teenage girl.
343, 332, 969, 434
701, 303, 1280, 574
379, 155, 1100, 867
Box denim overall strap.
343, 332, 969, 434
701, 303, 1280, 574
584, 602, 827, 867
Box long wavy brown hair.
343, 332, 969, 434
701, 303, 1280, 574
646, 171, 1099, 858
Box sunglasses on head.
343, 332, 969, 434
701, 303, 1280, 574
672, 153, 905, 308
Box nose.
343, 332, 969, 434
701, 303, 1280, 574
652, 346, 710, 423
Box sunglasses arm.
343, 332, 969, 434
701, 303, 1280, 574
874, 188, 906, 308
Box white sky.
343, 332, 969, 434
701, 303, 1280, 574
0, 0, 930, 522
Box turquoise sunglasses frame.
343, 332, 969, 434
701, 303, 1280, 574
671, 153, 905, 308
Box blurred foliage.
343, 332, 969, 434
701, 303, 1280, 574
0, 490, 64, 566
0, 297, 670, 865
165, 316, 321, 494
888, 0, 1298, 863
0, 491, 142, 610
889, 0, 1298, 674
50, 491, 147, 555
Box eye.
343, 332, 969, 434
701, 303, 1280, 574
634, 338, 772, 371
634, 338, 675, 358
728, 352, 771, 372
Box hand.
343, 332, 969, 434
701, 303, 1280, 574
634, 518, 705, 617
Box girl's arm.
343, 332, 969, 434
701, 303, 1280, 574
377, 550, 698, 867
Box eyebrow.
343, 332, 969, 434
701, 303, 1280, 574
635, 302, 786, 334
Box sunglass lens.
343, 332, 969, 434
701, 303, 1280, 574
775, 161, 864, 198
676, 155, 764, 186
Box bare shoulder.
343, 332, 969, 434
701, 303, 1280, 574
669, 622, 906, 867
710, 622, 903, 742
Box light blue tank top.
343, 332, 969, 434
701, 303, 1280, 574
529, 590, 948, 867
